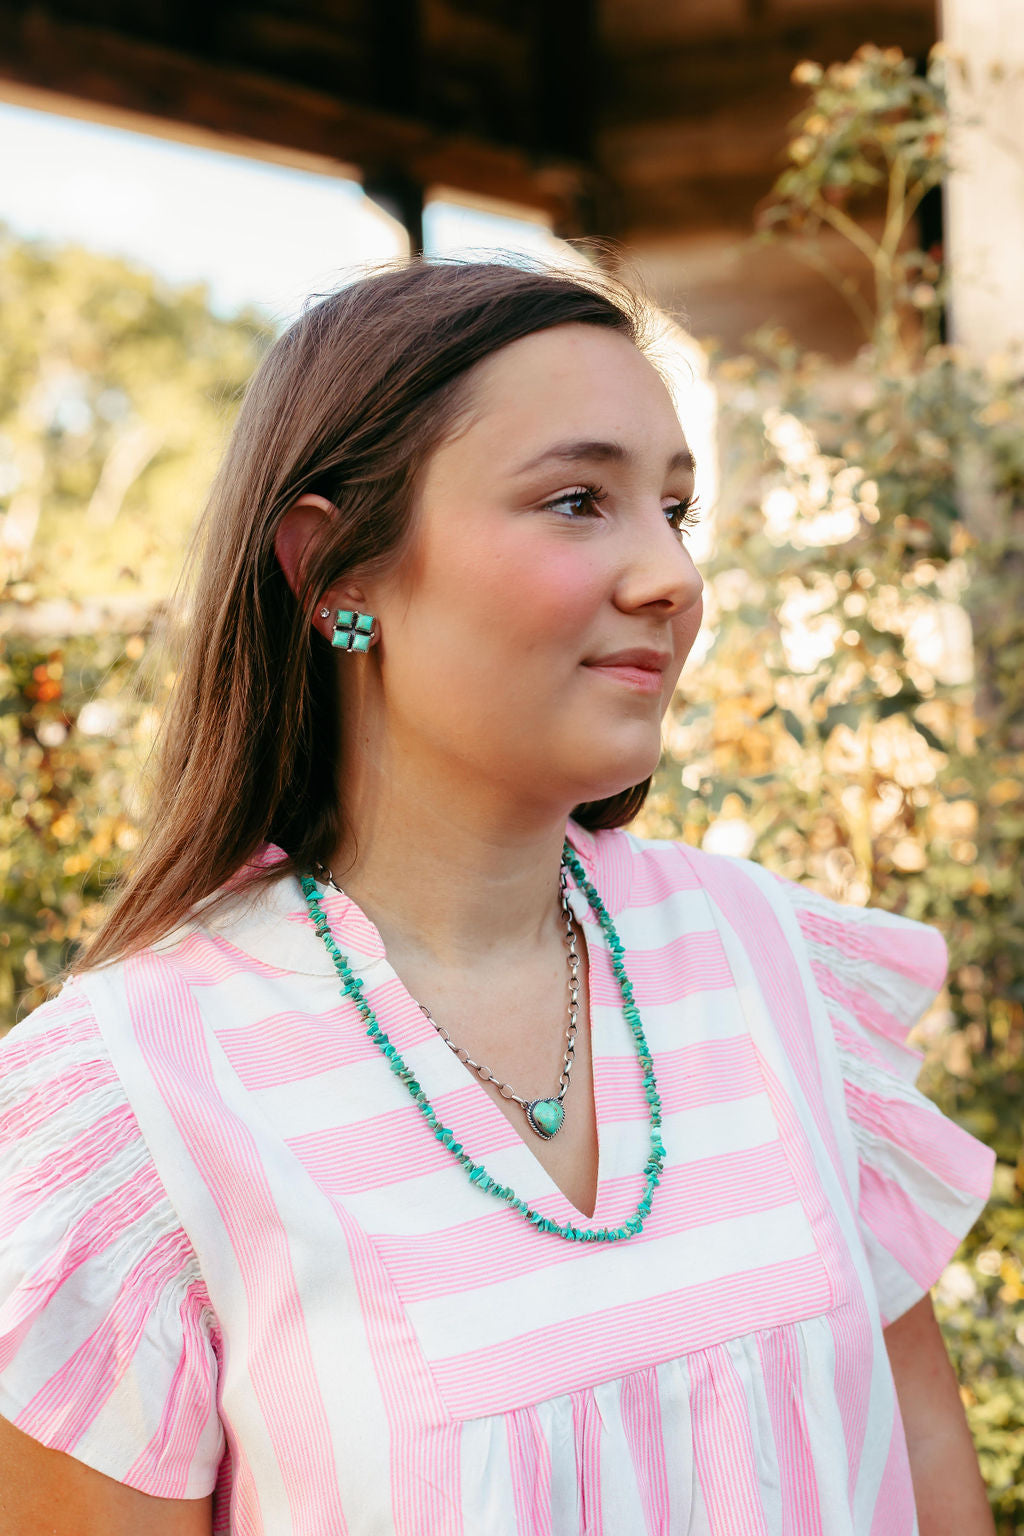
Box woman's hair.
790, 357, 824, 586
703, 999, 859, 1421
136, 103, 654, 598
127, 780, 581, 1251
78, 246, 669, 971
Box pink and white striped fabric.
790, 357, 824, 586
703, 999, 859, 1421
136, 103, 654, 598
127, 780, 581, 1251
0, 824, 995, 1533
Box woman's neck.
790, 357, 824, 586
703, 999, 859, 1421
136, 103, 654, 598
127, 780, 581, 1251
324, 753, 576, 969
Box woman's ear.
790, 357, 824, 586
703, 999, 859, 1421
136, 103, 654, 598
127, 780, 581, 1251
274, 493, 337, 603
274, 494, 372, 646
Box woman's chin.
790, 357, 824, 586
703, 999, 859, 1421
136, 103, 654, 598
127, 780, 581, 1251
567, 747, 663, 808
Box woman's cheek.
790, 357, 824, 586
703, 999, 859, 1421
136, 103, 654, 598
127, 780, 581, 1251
485, 544, 603, 642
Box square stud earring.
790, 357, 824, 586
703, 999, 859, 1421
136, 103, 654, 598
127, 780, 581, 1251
331, 609, 377, 652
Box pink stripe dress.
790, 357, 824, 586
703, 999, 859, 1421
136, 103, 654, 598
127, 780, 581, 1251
0, 824, 995, 1534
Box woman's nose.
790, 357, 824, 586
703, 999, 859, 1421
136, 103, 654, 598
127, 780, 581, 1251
614, 510, 704, 617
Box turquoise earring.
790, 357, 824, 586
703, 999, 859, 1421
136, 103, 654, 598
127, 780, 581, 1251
330, 609, 377, 652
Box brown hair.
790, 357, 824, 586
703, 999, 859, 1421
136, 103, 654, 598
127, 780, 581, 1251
78, 247, 666, 971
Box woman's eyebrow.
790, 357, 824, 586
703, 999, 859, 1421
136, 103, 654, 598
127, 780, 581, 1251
511, 439, 696, 478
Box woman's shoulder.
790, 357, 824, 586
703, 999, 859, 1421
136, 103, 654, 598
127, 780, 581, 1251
570, 820, 796, 923
574, 823, 947, 1005
0, 866, 290, 1102
68, 852, 344, 1019
580, 823, 939, 931
568, 820, 723, 915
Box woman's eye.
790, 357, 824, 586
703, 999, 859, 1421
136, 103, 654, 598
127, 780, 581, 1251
540, 485, 702, 530
541, 484, 607, 517
666, 496, 702, 532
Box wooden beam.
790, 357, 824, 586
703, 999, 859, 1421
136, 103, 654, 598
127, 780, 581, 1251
599, 6, 936, 129
0, 5, 586, 226
600, 0, 933, 55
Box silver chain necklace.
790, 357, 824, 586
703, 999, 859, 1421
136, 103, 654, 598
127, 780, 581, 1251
312, 859, 581, 1140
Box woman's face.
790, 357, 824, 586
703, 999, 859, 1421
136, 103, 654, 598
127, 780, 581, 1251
359, 321, 704, 816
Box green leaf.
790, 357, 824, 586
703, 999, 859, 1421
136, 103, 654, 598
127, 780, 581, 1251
781, 709, 805, 744
912, 718, 947, 752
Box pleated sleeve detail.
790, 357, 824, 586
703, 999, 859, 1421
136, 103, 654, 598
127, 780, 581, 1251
776, 878, 996, 1325
0, 978, 223, 1497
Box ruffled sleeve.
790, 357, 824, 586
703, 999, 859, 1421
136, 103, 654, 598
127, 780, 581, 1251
775, 878, 996, 1326
0, 978, 223, 1496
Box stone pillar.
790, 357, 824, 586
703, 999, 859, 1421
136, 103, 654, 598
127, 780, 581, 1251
941, 0, 1024, 360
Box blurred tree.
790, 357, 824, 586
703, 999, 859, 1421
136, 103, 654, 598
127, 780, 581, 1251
0, 225, 273, 596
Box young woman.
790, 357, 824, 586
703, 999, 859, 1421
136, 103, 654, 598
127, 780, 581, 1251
0, 256, 996, 1535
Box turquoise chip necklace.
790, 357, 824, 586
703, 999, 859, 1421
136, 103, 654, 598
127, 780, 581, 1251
300, 841, 664, 1242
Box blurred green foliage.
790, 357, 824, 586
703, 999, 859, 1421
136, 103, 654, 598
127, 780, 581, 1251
1, 44, 1021, 1521
0, 225, 272, 596
0, 232, 273, 1013
0, 626, 154, 1016
639, 44, 1024, 1526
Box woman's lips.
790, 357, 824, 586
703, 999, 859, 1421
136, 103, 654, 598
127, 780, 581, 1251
583, 649, 670, 694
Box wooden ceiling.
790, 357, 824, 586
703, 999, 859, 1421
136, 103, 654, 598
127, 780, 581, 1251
0, 1, 937, 249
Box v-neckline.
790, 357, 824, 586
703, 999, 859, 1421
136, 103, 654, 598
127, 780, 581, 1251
308, 863, 611, 1228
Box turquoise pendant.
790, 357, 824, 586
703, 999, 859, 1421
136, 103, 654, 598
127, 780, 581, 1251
525, 1098, 565, 1139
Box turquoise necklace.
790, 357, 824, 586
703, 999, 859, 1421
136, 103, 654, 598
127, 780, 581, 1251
300, 841, 664, 1242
